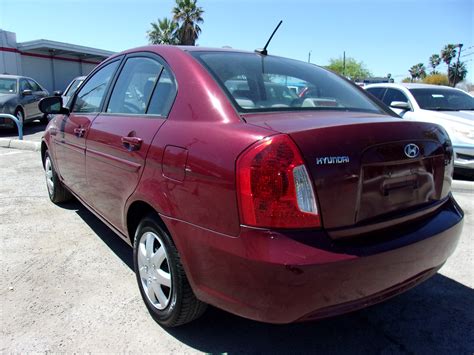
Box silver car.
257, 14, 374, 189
55, 75, 86, 108
366, 83, 474, 173
0, 74, 49, 129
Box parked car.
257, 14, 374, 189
366, 83, 474, 173
55, 76, 86, 108
0, 74, 49, 129
39, 46, 463, 327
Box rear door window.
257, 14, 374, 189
147, 68, 177, 117
107, 57, 163, 115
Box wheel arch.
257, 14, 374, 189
40, 140, 48, 168
126, 200, 169, 244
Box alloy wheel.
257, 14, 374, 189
44, 156, 54, 195
137, 231, 172, 310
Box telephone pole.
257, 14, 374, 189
453, 43, 463, 87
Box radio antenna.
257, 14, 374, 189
255, 20, 283, 56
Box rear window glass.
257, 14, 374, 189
192, 51, 383, 114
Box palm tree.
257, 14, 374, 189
409, 63, 427, 82
429, 54, 441, 74
173, 0, 204, 45
441, 44, 457, 66
147, 18, 179, 45
448, 61, 468, 86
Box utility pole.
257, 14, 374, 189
453, 43, 463, 87
343, 51, 346, 77
308, 50, 312, 63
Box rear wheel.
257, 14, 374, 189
44, 151, 72, 203
133, 215, 207, 327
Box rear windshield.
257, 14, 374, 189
192, 51, 383, 114
409, 88, 474, 111
0, 78, 17, 94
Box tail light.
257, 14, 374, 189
236, 134, 321, 229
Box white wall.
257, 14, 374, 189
21, 55, 53, 92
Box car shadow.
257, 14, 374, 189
67, 200, 474, 354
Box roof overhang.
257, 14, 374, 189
17, 39, 115, 61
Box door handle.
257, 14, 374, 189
73, 128, 86, 138
121, 136, 143, 151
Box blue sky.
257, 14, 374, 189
1, 0, 473, 82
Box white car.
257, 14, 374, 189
365, 83, 474, 172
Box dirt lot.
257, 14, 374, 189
0, 147, 473, 354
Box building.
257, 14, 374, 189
0, 29, 114, 93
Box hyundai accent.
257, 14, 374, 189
39, 46, 464, 327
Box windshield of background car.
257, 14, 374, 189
64, 79, 83, 96
0, 78, 17, 94
192, 51, 383, 114
409, 88, 474, 111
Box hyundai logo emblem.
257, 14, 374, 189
404, 143, 420, 158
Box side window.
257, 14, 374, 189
147, 68, 177, 117
383, 88, 409, 106
19, 79, 32, 92
107, 57, 163, 114
27, 79, 42, 92
73, 61, 119, 113
366, 87, 386, 100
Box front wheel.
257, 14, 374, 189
44, 151, 72, 203
133, 215, 207, 327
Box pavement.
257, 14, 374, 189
0, 147, 473, 353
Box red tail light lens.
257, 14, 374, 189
237, 134, 321, 229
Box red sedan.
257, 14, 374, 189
39, 46, 463, 327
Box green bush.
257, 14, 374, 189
423, 74, 449, 86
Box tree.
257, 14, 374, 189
147, 18, 179, 45
173, 0, 204, 46
441, 44, 457, 66
409, 63, 427, 82
326, 57, 371, 80
429, 54, 441, 74
448, 61, 468, 86
423, 74, 449, 86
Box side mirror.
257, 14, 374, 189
38, 96, 70, 115
390, 101, 410, 110
22, 89, 32, 96
53, 90, 63, 96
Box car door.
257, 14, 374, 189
381, 88, 411, 116
18, 79, 36, 119
54, 59, 121, 196
84, 53, 177, 228
27, 79, 48, 117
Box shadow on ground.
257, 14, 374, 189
0, 120, 46, 139
65, 199, 474, 354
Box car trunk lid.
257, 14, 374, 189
243, 111, 453, 234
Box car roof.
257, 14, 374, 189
0, 74, 23, 79
365, 83, 455, 90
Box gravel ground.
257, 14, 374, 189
0, 147, 473, 354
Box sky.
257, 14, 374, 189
1, 0, 473, 82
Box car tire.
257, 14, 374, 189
44, 150, 72, 203
133, 214, 207, 327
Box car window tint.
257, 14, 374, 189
366, 87, 386, 100
147, 68, 177, 117
107, 57, 163, 115
28, 79, 42, 92
19, 79, 32, 92
73, 61, 119, 113
382, 88, 409, 106
193, 51, 383, 114
409, 88, 474, 111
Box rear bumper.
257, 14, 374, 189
163, 195, 463, 324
